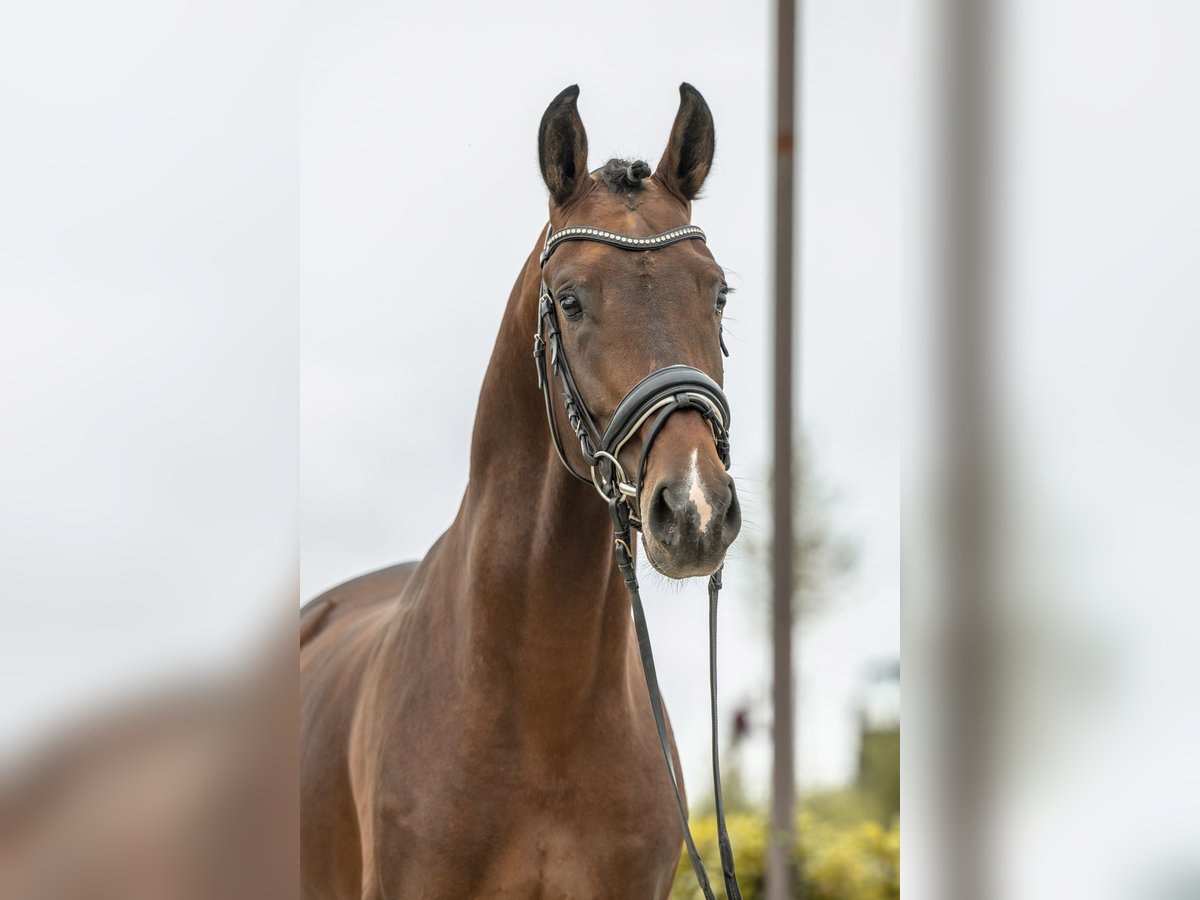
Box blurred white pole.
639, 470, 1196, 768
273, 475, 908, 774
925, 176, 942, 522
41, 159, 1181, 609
768, 0, 797, 897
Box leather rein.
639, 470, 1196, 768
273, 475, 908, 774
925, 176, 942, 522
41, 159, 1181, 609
533, 222, 743, 900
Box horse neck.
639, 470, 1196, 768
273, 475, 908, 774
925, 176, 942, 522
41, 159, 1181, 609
452, 246, 636, 724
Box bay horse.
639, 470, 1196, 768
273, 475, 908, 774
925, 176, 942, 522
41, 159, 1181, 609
301, 83, 741, 900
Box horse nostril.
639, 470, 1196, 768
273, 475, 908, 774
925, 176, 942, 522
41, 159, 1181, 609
711, 474, 735, 517
647, 484, 681, 547
722, 480, 742, 540
661, 485, 688, 516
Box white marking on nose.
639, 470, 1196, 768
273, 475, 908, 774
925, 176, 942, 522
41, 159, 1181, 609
687, 448, 714, 534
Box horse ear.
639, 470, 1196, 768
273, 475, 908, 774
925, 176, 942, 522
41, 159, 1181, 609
538, 85, 590, 207
654, 83, 716, 202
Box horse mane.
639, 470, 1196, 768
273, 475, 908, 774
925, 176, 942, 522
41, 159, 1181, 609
598, 158, 652, 193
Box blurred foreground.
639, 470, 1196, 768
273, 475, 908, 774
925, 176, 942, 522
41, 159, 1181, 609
0, 628, 297, 900
676, 813, 898, 900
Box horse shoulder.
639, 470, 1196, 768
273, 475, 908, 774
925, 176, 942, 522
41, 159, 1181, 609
300, 559, 424, 900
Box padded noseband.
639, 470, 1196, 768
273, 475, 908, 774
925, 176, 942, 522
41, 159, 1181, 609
600, 364, 730, 456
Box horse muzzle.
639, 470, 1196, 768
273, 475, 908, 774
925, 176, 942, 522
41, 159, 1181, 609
638, 417, 741, 579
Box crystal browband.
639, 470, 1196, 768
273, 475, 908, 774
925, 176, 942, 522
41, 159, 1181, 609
540, 224, 706, 265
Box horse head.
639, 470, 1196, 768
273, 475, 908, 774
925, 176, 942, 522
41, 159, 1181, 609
535, 84, 741, 580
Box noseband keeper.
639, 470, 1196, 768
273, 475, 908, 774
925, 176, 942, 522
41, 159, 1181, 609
533, 223, 731, 522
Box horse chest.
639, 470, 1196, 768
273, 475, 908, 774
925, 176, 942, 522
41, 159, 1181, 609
368, 724, 682, 899
373, 808, 678, 900
472, 820, 677, 899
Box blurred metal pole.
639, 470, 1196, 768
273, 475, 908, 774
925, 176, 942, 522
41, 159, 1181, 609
767, 0, 797, 897
940, 0, 995, 896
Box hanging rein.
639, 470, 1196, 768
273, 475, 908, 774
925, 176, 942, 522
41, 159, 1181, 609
533, 222, 743, 900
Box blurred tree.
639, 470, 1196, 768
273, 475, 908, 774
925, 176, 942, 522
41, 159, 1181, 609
787, 445, 858, 620
671, 809, 899, 900
802, 661, 900, 828
798, 721, 900, 831
746, 441, 858, 626
856, 725, 900, 824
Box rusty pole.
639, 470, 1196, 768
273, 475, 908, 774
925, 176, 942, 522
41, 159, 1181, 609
767, 0, 797, 897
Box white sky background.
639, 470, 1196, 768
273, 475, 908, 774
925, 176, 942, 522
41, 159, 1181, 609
300, 0, 901, 795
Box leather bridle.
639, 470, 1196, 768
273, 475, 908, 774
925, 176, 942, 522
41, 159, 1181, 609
534, 223, 731, 522
533, 222, 744, 900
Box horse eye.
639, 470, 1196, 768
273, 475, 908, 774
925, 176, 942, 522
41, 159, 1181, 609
716, 288, 729, 316
559, 295, 583, 319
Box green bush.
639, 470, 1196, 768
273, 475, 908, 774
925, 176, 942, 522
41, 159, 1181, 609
671, 809, 899, 900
